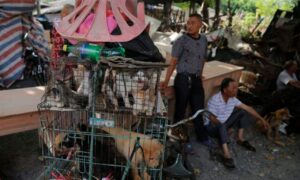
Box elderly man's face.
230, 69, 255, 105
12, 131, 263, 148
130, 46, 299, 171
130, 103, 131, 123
224, 81, 238, 97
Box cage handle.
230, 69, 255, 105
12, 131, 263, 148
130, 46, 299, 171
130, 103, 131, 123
167, 109, 215, 128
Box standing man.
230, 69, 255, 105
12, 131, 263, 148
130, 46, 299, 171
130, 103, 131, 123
161, 13, 209, 144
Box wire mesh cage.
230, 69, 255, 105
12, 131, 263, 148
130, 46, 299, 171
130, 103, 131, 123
39, 110, 167, 180
39, 109, 91, 179
39, 57, 168, 180
39, 57, 93, 110
96, 67, 163, 115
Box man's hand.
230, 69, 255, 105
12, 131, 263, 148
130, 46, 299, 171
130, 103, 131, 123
289, 80, 300, 89
260, 118, 270, 130
160, 81, 168, 91
210, 115, 220, 126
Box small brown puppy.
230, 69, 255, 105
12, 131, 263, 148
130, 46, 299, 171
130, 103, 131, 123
100, 127, 164, 180
261, 108, 291, 146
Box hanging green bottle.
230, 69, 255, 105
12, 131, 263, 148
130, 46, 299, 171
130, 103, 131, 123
101, 46, 126, 57
63, 43, 103, 62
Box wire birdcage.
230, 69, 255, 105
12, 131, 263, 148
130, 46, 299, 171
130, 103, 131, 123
38, 56, 168, 180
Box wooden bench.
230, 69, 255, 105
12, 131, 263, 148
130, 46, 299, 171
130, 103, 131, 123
0, 86, 45, 136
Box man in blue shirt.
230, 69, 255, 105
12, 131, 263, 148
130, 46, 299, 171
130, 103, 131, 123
161, 13, 209, 145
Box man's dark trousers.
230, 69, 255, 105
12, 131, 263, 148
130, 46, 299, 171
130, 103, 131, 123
174, 73, 208, 142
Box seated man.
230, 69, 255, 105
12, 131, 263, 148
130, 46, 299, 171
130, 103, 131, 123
204, 78, 268, 168
276, 60, 300, 91
276, 60, 300, 114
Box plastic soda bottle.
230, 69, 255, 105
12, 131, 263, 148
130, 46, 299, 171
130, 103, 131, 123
63, 43, 103, 62
102, 46, 125, 57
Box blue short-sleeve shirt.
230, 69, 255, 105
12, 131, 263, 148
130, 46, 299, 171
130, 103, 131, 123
171, 33, 207, 75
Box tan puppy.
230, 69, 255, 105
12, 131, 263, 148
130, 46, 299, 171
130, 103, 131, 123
262, 108, 291, 146
100, 127, 164, 180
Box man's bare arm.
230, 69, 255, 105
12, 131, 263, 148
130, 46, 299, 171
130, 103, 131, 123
289, 80, 300, 89
237, 103, 269, 128
161, 57, 177, 89
200, 60, 206, 80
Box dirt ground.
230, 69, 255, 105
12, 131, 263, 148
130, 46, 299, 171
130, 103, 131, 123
0, 130, 43, 180
188, 127, 300, 180
0, 127, 299, 180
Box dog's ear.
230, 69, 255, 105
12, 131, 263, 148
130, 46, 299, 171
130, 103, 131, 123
279, 109, 289, 116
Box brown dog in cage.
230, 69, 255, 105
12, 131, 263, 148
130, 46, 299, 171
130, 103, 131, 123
259, 108, 291, 146
100, 127, 164, 180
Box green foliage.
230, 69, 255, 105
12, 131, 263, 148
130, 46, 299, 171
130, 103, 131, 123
230, 12, 255, 38
243, 12, 256, 28
205, 0, 215, 8
255, 0, 298, 17
173, 2, 191, 10
222, 0, 298, 17
220, 0, 298, 38
221, 0, 256, 13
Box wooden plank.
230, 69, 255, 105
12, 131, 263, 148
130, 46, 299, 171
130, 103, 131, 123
202, 60, 243, 80
163, 60, 243, 102
166, 60, 243, 86
0, 86, 45, 117
0, 112, 40, 136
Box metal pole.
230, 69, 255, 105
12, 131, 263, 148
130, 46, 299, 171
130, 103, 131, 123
88, 67, 98, 180
37, 0, 41, 16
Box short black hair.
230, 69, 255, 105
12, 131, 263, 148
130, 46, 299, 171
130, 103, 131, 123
189, 13, 202, 22
220, 77, 235, 92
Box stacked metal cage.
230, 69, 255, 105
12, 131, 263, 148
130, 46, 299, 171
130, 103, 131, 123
38, 56, 168, 180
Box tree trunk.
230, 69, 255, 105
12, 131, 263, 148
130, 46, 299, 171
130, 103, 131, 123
163, 0, 172, 18
227, 0, 233, 27
189, 0, 196, 14
213, 0, 220, 29
202, 1, 209, 27
160, 0, 173, 31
